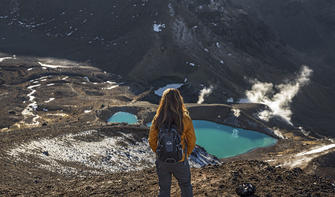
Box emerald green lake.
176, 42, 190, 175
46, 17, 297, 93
107, 112, 138, 124
193, 120, 277, 158
113, 111, 277, 159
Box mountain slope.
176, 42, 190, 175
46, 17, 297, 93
0, 0, 334, 137
0, 0, 301, 90
232, 0, 335, 137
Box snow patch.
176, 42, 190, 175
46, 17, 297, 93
66, 31, 74, 36
227, 98, 234, 103
39, 62, 68, 69
0, 56, 14, 62
238, 98, 251, 103
8, 130, 220, 175
106, 85, 119, 90
20, 83, 42, 126
153, 23, 166, 32
38, 58, 96, 70
282, 143, 335, 168
46, 113, 68, 117
296, 144, 335, 156
83, 76, 90, 82
154, 83, 184, 96
28, 84, 41, 89
186, 62, 196, 67
44, 98, 55, 103
103, 81, 119, 90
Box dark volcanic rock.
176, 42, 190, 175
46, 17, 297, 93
0, 0, 334, 138
0, 0, 300, 92
308, 151, 335, 180
232, 0, 335, 138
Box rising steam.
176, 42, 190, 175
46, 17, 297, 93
246, 65, 313, 124
197, 85, 213, 104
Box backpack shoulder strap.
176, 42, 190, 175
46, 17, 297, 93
184, 139, 188, 163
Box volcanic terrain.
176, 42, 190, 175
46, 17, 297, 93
1, 0, 335, 196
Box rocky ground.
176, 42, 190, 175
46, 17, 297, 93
1, 159, 334, 196
0, 123, 334, 196
0, 55, 131, 131
0, 57, 335, 196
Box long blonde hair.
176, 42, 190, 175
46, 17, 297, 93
152, 88, 188, 134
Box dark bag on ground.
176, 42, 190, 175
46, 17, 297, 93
157, 125, 183, 163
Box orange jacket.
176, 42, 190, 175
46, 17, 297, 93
148, 114, 196, 162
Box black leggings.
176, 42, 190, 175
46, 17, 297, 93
155, 159, 193, 197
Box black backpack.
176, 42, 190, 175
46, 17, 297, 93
157, 125, 184, 163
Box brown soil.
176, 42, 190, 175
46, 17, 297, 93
1, 156, 334, 196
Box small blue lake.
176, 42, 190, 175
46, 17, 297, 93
146, 120, 277, 159
107, 112, 138, 124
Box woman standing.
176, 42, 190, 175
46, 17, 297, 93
149, 88, 196, 197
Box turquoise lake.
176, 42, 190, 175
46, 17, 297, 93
193, 120, 277, 158
110, 112, 277, 158
147, 120, 277, 158
107, 112, 138, 124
